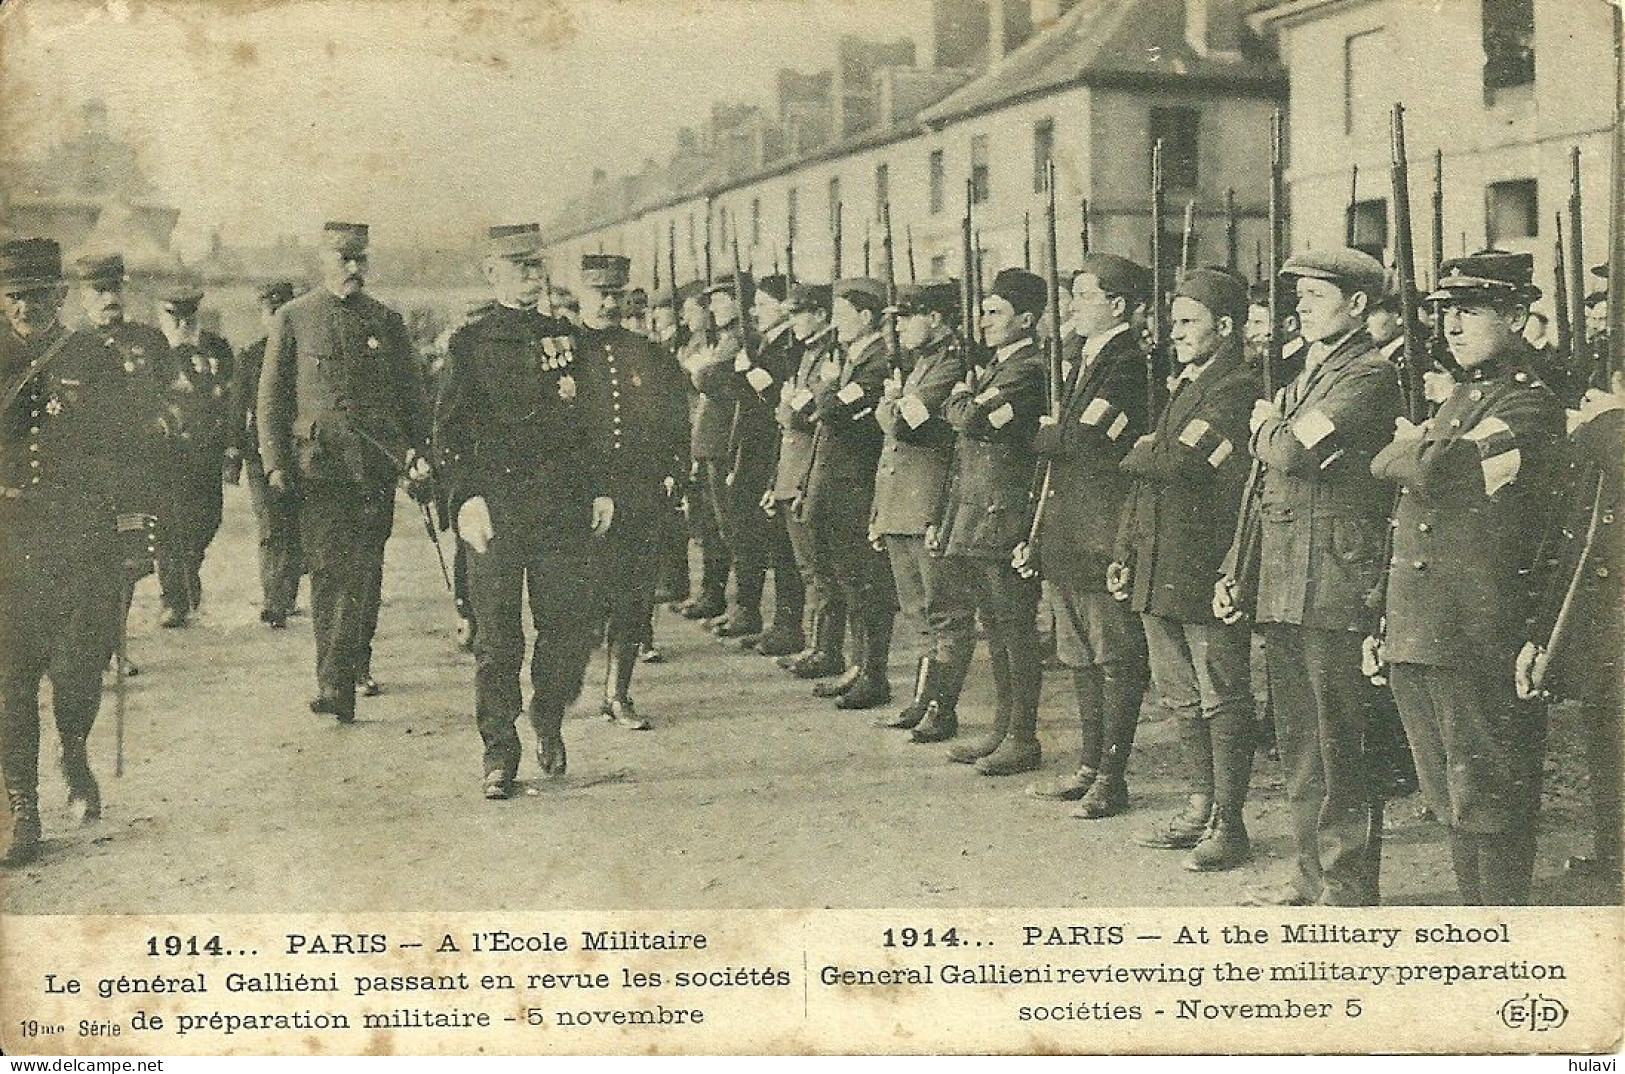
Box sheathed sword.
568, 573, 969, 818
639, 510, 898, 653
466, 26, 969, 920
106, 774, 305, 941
346, 423, 453, 592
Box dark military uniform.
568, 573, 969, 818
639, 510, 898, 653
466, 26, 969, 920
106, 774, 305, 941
154, 324, 233, 622
258, 254, 427, 721
1233, 260, 1401, 905
1375, 258, 1565, 904
230, 284, 303, 625
0, 238, 167, 864
435, 302, 603, 783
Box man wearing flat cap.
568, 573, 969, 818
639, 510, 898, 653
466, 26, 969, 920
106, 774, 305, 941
675, 280, 731, 623
258, 222, 431, 724
0, 238, 167, 866
1217, 246, 1401, 906
1019, 254, 1153, 795
229, 281, 303, 628
872, 279, 967, 734
1373, 250, 1564, 904
574, 252, 688, 731
1111, 267, 1261, 870
152, 278, 235, 628
925, 268, 1049, 769
434, 226, 614, 796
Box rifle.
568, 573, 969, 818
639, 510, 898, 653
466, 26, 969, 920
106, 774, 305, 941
703, 198, 715, 285
1148, 138, 1168, 418
1013, 160, 1066, 578
726, 209, 756, 484
1179, 198, 1196, 278
832, 199, 844, 280
973, 228, 985, 330
961, 179, 977, 349
1542, 468, 1609, 683
1569, 147, 1593, 387
1080, 197, 1092, 257
1345, 163, 1360, 247
1023, 211, 1032, 270
1555, 213, 1574, 360
880, 200, 901, 364
1430, 149, 1446, 364
667, 221, 681, 328
652, 228, 661, 295
1224, 188, 1238, 273
863, 220, 872, 277
1391, 103, 1427, 424
786, 187, 798, 284
906, 224, 917, 284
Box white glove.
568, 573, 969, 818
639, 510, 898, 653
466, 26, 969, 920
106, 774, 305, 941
591, 496, 615, 535
458, 496, 494, 554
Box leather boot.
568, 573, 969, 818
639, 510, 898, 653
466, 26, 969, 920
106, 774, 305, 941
910, 658, 969, 743
791, 605, 846, 679
60, 740, 101, 824
1186, 709, 1254, 869
1071, 661, 1146, 818
2, 791, 40, 868
976, 645, 1042, 775
754, 576, 806, 656
680, 587, 727, 621
1477, 825, 1538, 906
880, 657, 933, 729
1139, 716, 1215, 848
532, 704, 567, 778
813, 612, 865, 696
1029, 667, 1104, 800
1186, 806, 1250, 871
600, 642, 651, 730
837, 605, 893, 710
950, 648, 1011, 763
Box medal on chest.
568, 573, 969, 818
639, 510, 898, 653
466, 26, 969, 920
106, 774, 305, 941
558, 373, 577, 401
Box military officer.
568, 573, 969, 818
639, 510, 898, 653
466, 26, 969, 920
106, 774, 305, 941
1111, 268, 1261, 869
923, 268, 1049, 763
0, 238, 166, 866
434, 226, 614, 796
1374, 251, 1564, 904
258, 222, 431, 723
1217, 247, 1401, 907
802, 277, 897, 709
228, 281, 302, 628
1021, 254, 1152, 797
873, 280, 966, 731
575, 253, 689, 730
153, 278, 234, 627
675, 282, 730, 622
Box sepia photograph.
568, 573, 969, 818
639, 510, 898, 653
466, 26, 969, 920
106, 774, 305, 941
0, 0, 1621, 1057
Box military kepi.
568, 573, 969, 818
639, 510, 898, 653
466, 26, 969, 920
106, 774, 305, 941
321, 221, 369, 256
258, 280, 296, 306
159, 277, 205, 314
580, 253, 630, 292
1427, 249, 1542, 303
0, 238, 64, 291
72, 252, 125, 288
488, 223, 542, 261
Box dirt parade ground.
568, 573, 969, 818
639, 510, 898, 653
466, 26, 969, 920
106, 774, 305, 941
3, 486, 1617, 916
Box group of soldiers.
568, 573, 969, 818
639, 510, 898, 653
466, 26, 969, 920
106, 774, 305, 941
0, 213, 1618, 909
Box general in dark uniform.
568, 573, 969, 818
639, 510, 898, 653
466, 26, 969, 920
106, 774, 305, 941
153, 278, 235, 627
574, 253, 689, 730
1374, 251, 1565, 904
227, 281, 302, 628
433, 226, 614, 796
0, 239, 165, 866
257, 222, 430, 723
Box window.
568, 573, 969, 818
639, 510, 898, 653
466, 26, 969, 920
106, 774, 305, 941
751, 198, 761, 247
1483, 0, 1535, 94
1349, 197, 1389, 253
875, 162, 890, 216
928, 149, 946, 215
930, 253, 948, 277
1486, 179, 1538, 244
1033, 118, 1055, 194
970, 135, 990, 204
719, 206, 730, 248
828, 176, 842, 226
1150, 108, 1199, 189
1344, 29, 1387, 138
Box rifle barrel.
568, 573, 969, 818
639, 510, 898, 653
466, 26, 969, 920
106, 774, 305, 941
1569, 147, 1590, 386
1149, 139, 1167, 417
1080, 197, 1091, 256
1555, 212, 1573, 360
1265, 110, 1285, 400
1390, 103, 1427, 423
1224, 188, 1238, 273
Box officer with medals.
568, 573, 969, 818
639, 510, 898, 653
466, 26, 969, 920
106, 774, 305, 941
153, 278, 235, 627
1373, 250, 1565, 904
228, 281, 303, 628
433, 226, 614, 797
574, 253, 688, 730
0, 238, 166, 866
258, 222, 431, 723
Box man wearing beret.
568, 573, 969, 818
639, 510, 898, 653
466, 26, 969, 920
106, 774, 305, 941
152, 278, 235, 628
0, 239, 167, 866
675, 281, 731, 623
434, 226, 614, 796
1111, 268, 1260, 869
801, 277, 898, 709
925, 268, 1049, 766
772, 284, 849, 679
259, 222, 431, 724
1218, 247, 1401, 906
1373, 250, 1564, 904
1020, 254, 1153, 797
574, 253, 688, 730
229, 281, 303, 628
873, 280, 967, 732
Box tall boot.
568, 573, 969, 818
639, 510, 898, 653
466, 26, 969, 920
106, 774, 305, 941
814, 611, 866, 697
1139, 716, 1215, 849
1186, 709, 1255, 871
1029, 667, 1104, 800
950, 647, 1011, 763
60, 738, 101, 824
754, 574, 806, 656
791, 604, 846, 679
976, 644, 1042, 775
1448, 829, 1485, 905
838, 604, 893, 709
881, 656, 932, 729
2, 790, 40, 868
600, 640, 650, 730
715, 563, 765, 638
910, 658, 970, 743
1072, 661, 1146, 819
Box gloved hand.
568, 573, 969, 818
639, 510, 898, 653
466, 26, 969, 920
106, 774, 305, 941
591, 496, 615, 535
1514, 641, 1549, 701
458, 496, 495, 554
1105, 561, 1131, 602
1212, 575, 1244, 625
403, 448, 434, 504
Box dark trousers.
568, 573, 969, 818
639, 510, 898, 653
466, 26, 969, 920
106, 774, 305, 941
298, 480, 395, 707
467, 516, 597, 780
928, 554, 1042, 708
0, 530, 120, 805
247, 455, 303, 618
815, 499, 895, 661
156, 472, 223, 614
1263, 624, 1385, 906
706, 459, 763, 616
597, 490, 665, 669
687, 466, 729, 600
1581, 674, 1623, 864
453, 541, 474, 623
786, 508, 842, 643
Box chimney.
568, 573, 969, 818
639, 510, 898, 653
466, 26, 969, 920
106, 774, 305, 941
1185, 0, 1242, 58
987, 0, 1035, 65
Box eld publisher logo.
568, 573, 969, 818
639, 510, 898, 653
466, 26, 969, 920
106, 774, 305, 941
1497, 994, 1568, 1032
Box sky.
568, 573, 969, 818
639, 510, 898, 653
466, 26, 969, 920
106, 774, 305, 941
0, 0, 932, 250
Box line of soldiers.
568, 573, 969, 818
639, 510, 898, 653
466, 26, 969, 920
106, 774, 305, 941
2, 217, 1618, 910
